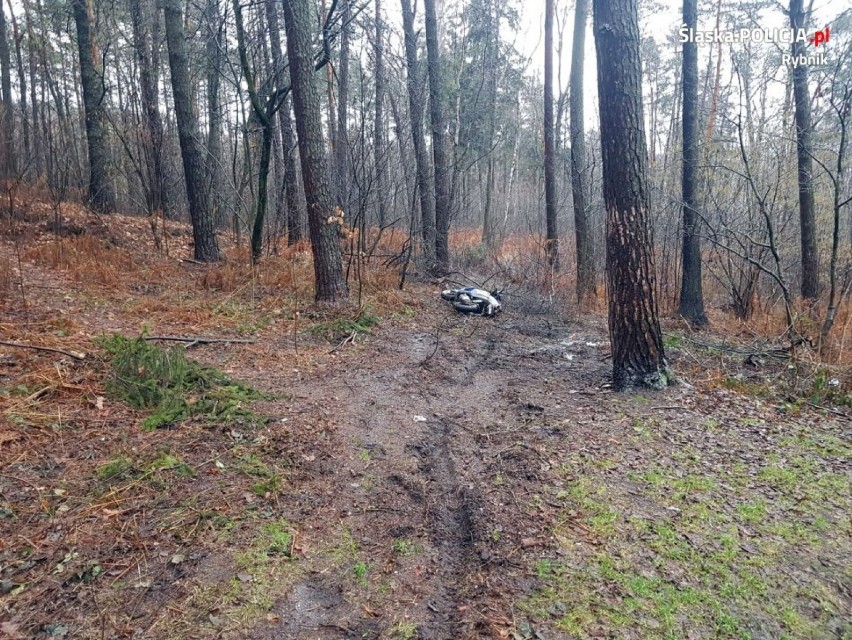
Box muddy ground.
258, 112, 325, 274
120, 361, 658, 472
1, 217, 850, 639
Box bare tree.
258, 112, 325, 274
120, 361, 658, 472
264, 0, 304, 245
129, 0, 167, 226
373, 0, 388, 228
678, 0, 707, 325
205, 0, 225, 226
544, 0, 558, 270
0, 0, 14, 178
570, 0, 592, 302
71, 0, 114, 212
401, 0, 435, 263
424, 0, 451, 273
789, 0, 819, 298
334, 0, 350, 206
162, 0, 220, 261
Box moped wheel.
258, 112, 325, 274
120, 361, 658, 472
453, 301, 482, 314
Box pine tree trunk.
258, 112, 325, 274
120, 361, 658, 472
205, 0, 224, 226
162, 0, 220, 261
373, 0, 388, 228
264, 0, 304, 245
282, 0, 348, 303
320, 0, 336, 157
0, 0, 13, 178
593, 0, 669, 390
401, 0, 435, 262
570, 0, 592, 301
789, 0, 819, 299
232, 0, 272, 263
677, 0, 707, 325
423, 0, 451, 273
481, 0, 497, 249
334, 0, 350, 207
6, 3, 28, 176
544, 0, 559, 270
130, 0, 167, 218
70, 0, 114, 211
23, 0, 40, 178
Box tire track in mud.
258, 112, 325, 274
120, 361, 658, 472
251, 314, 577, 640
404, 334, 498, 638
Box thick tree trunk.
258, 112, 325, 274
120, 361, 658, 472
423, 0, 451, 273
71, 0, 114, 211
570, 0, 592, 303
373, 0, 388, 228
400, 0, 435, 262
677, 0, 707, 325
544, 0, 558, 270
282, 0, 348, 303
162, 0, 220, 261
789, 0, 819, 299
593, 0, 669, 390
130, 0, 167, 218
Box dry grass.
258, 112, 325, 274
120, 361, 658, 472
23, 235, 139, 286
4, 207, 849, 387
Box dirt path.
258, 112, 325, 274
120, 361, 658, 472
226, 303, 616, 639
217, 297, 850, 640
2, 273, 849, 639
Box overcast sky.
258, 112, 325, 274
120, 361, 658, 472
509, 0, 848, 126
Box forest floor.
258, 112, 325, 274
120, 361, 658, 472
0, 206, 850, 639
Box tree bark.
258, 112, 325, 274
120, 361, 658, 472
71, 0, 114, 211
0, 0, 13, 178
282, 0, 349, 303
423, 0, 451, 273
162, 0, 220, 261
481, 0, 498, 248
6, 1, 27, 175
205, 0, 224, 226
593, 0, 669, 390
233, 0, 273, 263
320, 0, 337, 157
22, 0, 40, 178
334, 0, 350, 207
570, 0, 592, 303
677, 0, 707, 325
130, 0, 167, 218
264, 0, 304, 245
373, 0, 388, 228
789, 0, 819, 299
401, 0, 435, 263
544, 0, 558, 270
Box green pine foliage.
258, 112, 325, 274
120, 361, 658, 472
99, 334, 266, 430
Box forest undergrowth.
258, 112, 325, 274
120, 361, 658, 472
0, 205, 849, 639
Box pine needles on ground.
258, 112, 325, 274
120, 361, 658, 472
99, 334, 266, 430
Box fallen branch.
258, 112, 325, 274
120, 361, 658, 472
329, 330, 357, 354
0, 340, 86, 360
142, 336, 257, 346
